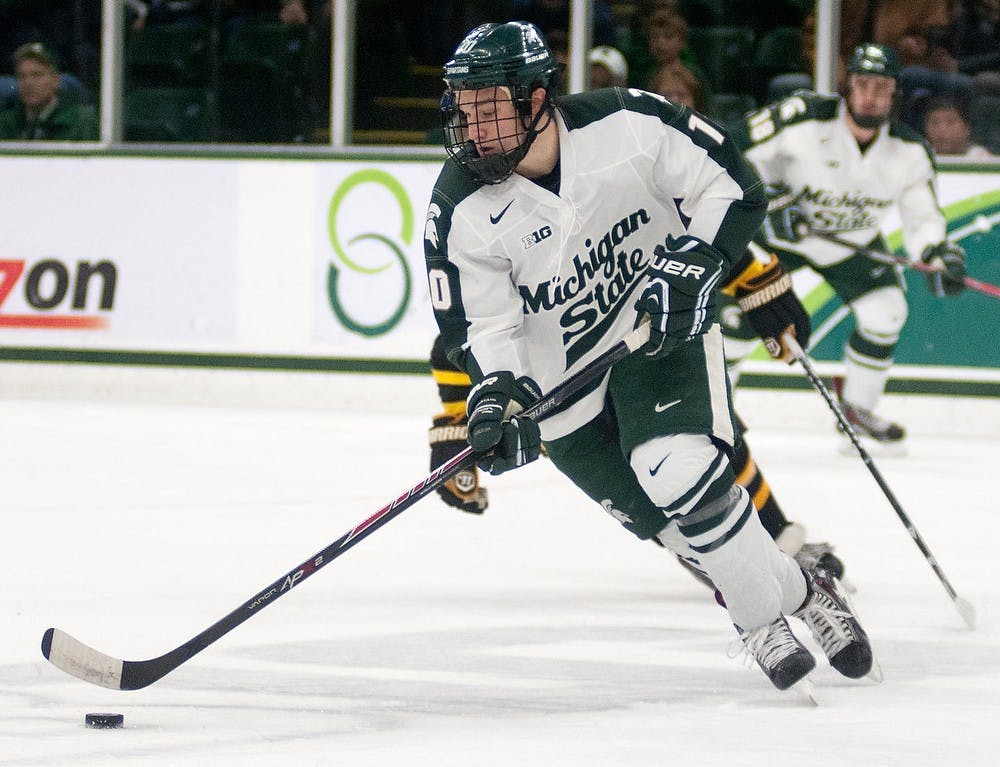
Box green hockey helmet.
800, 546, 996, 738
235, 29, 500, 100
440, 22, 558, 184
443, 21, 559, 93
846, 43, 900, 79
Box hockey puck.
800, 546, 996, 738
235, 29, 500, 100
85, 713, 124, 729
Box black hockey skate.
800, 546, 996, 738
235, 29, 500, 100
793, 567, 874, 679
832, 376, 905, 443
776, 523, 847, 582
737, 616, 816, 691
795, 541, 846, 581
840, 400, 905, 442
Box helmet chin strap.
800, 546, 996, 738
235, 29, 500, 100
517, 100, 553, 156
470, 95, 553, 184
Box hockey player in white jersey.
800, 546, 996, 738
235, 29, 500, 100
424, 21, 873, 693
731, 43, 967, 447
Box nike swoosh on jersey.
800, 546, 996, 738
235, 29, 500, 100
654, 399, 682, 412
490, 200, 514, 224
649, 452, 672, 476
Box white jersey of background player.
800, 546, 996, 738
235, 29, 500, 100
732, 43, 967, 445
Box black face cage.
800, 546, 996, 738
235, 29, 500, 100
441, 84, 550, 185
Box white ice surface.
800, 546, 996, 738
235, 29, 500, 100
3, 377, 999, 767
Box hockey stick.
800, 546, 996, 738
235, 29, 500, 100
41, 322, 651, 691
809, 229, 1000, 299
784, 334, 976, 629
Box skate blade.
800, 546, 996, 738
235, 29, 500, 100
790, 677, 818, 706
837, 433, 908, 458
867, 658, 885, 684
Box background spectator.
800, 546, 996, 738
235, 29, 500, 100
588, 45, 628, 89
647, 61, 706, 112
0, 42, 98, 140
802, 0, 954, 86
0, 0, 101, 93
944, 0, 1000, 74
546, 27, 570, 80
623, 4, 709, 95
922, 93, 995, 156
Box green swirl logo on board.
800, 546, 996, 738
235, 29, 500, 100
327, 169, 413, 336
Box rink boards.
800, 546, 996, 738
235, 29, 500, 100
0, 154, 997, 397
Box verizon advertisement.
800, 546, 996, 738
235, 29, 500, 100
0, 156, 239, 348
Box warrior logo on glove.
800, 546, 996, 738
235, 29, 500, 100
722, 249, 811, 363
429, 412, 489, 513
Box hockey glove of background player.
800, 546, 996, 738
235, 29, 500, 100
920, 242, 966, 297
635, 234, 725, 358
723, 251, 810, 362
761, 185, 808, 243
467, 372, 542, 476
429, 412, 488, 513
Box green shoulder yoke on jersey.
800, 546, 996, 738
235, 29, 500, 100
555, 86, 684, 132
557, 88, 764, 268
733, 91, 839, 151
432, 154, 486, 213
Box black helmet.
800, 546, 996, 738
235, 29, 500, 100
440, 22, 558, 184
846, 43, 900, 79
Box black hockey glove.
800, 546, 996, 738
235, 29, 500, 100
467, 372, 542, 476
724, 252, 810, 363
920, 242, 966, 297
429, 412, 488, 513
635, 235, 725, 358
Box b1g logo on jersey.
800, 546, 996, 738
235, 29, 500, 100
521, 225, 552, 250
0, 258, 116, 329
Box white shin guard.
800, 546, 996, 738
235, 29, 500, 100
843, 287, 907, 410
635, 434, 806, 632
691, 487, 807, 630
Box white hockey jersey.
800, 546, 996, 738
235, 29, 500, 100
424, 88, 765, 440
738, 92, 945, 266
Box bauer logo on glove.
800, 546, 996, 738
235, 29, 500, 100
635, 234, 725, 359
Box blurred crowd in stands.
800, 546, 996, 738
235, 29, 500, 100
0, 0, 997, 157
